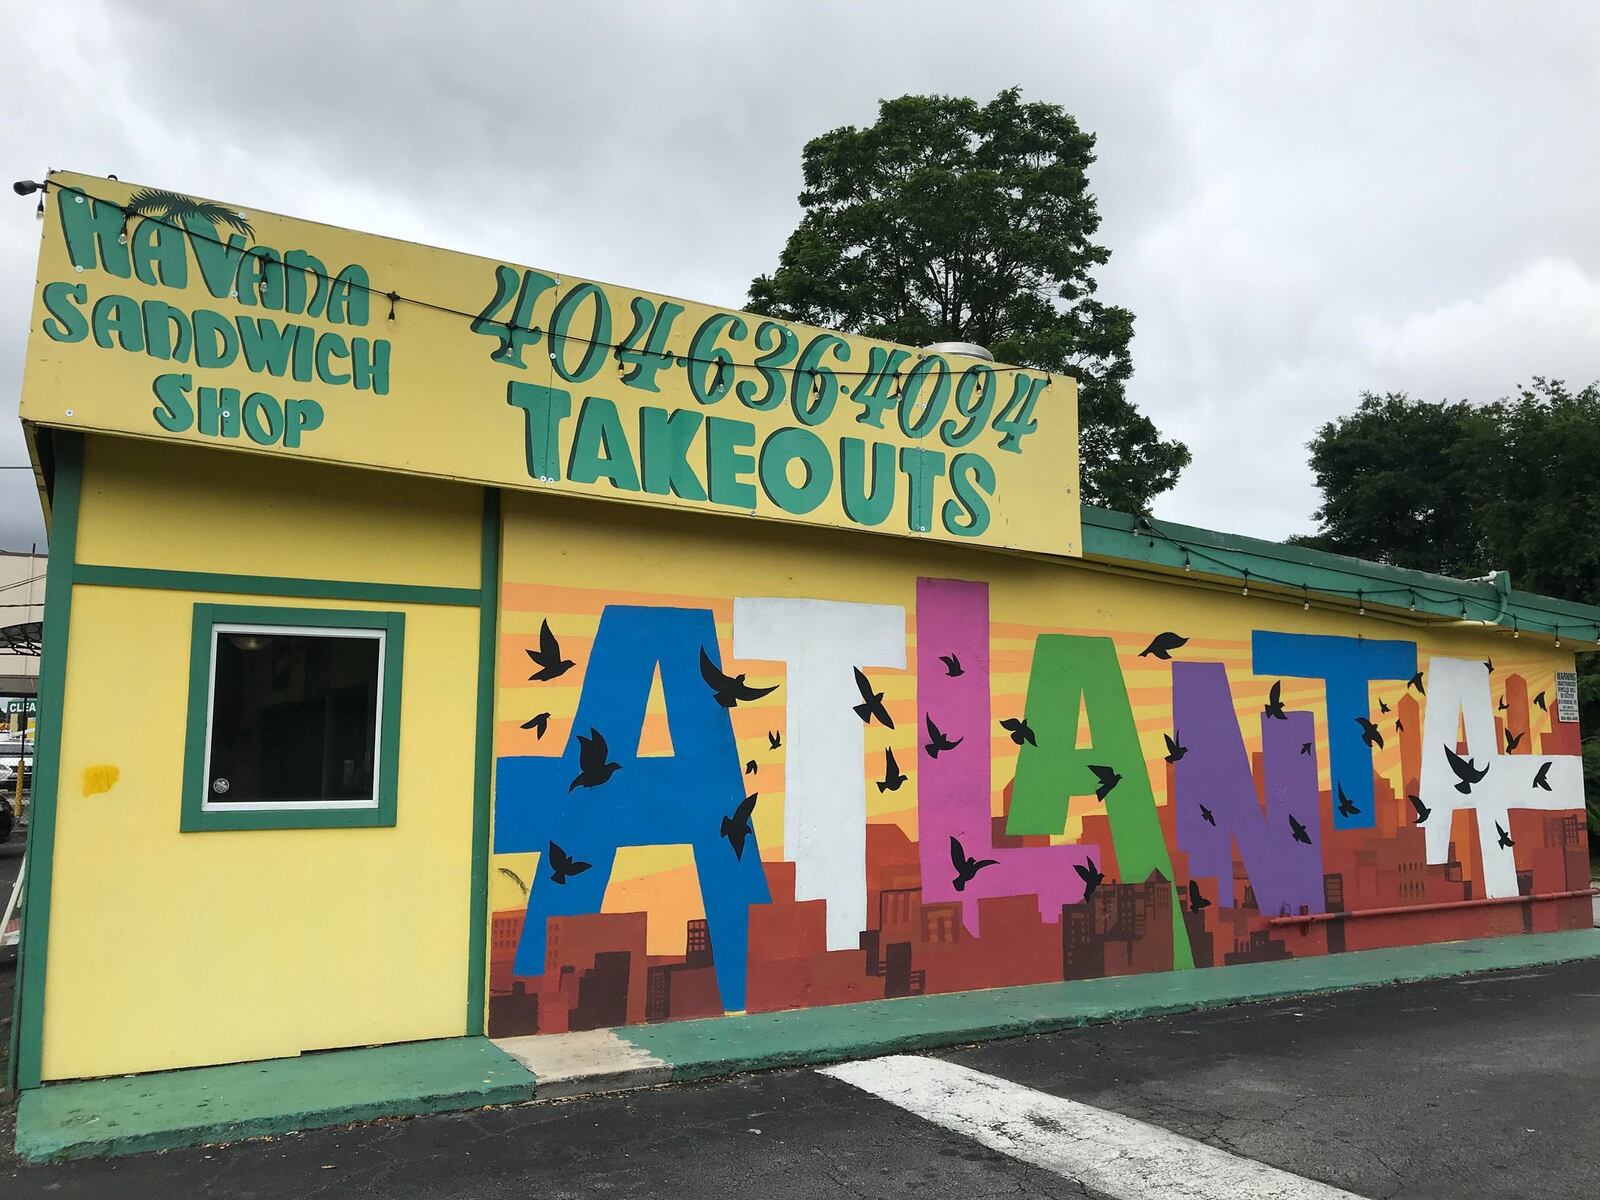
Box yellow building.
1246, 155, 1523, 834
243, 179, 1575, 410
8, 172, 1597, 1091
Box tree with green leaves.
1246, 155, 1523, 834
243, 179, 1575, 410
746, 87, 1188, 513
1295, 378, 1600, 836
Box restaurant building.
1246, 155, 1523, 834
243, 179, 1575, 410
8, 171, 1595, 1090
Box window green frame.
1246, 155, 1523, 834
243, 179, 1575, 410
181, 603, 405, 831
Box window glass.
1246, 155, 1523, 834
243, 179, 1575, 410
206, 625, 384, 808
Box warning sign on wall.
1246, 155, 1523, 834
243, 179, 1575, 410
1555, 671, 1579, 723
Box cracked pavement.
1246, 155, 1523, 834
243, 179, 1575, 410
5, 957, 1600, 1198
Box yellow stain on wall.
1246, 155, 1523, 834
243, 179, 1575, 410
80, 764, 119, 797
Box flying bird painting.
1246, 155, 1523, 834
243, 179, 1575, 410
939, 653, 964, 678
526, 619, 576, 681
1355, 716, 1384, 750
1444, 745, 1490, 794
924, 714, 963, 759
568, 728, 622, 792
999, 716, 1036, 747
520, 712, 551, 738
1138, 632, 1189, 660
1533, 690, 1548, 712
1199, 803, 1216, 826
877, 748, 908, 793
852, 668, 894, 728
950, 836, 998, 892
1163, 732, 1187, 764
1088, 763, 1121, 801
1187, 879, 1212, 914
1336, 784, 1360, 818
700, 648, 778, 708
1074, 859, 1105, 904
1289, 814, 1313, 844
546, 841, 592, 885
720, 793, 759, 860
1263, 681, 1287, 720
1407, 671, 1425, 696
1495, 821, 1514, 850
768, 731, 782, 750
1504, 728, 1523, 752
1532, 761, 1552, 791
1408, 794, 1431, 825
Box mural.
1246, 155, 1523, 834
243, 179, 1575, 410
487, 577, 1589, 1038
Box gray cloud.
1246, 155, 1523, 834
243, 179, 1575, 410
2, 1, 1596, 551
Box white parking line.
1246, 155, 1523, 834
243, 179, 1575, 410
820, 1055, 1368, 1200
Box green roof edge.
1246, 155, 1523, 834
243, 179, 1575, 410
1081, 506, 1600, 646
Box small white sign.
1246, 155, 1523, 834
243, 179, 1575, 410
1555, 671, 1579, 723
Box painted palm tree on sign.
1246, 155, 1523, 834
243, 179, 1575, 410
125, 188, 255, 240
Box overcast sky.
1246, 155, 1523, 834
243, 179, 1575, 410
2, 1, 1597, 553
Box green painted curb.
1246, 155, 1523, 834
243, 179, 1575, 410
14, 1037, 537, 1163
619, 929, 1600, 1081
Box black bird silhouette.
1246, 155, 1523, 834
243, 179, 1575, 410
1289, 814, 1313, 844
877, 747, 908, 793
999, 716, 1036, 747
568, 728, 622, 792
1355, 716, 1384, 750
700, 648, 777, 708
1199, 803, 1216, 826
1504, 728, 1524, 752
1498, 696, 1508, 712
520, 712, 551, 738
1378, 697, 1391, 714
1533, 690, 1548, 712
526, 619, 576, 681
1300, 741, 1314, 756
1532, 762, 1552, 791
1408, 794, 1431, 825
767, 731, 782, 750
1263, 681, 1287, 720
744, 759, 757, 776
939, 653, 964, 678
1407, 671, 1425, 695
852, 667, 894, 728
924, 715, 963, 759
1495, 821, 1514, 850
1088, 764, 1122, 801
1443, 745, 1490, 794
1336, 784, 1360, 818
547, 841, 591, 885
1484, 657, 1495, 673
950, 836, 997, 891
1163, 732, 1188, 764
1187, 879, 1212, 914
1138, 632, 1189, 660
720, 792, 759, 860
1395, 718, 1405, 733
1074, 859, 1105, 904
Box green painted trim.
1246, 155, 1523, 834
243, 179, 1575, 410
619, 928, 1600, 1083
11, 432, 82, 1091
178, 603, 406, 832
465, 488, 501, 1036
1082, 505, 1600, 640
74, 562, 479, 607
13, 1036, 537, 1163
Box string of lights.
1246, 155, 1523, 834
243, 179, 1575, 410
14, 177, 1044, 390
1131, 516, 1597, 645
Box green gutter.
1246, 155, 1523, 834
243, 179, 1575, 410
9, 431, 81, 1091
1082, 506, 1600, 643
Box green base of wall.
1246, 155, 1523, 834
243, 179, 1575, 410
618, 928, 1600, 1079
13, 1037, 537, 1163
17, 930, 1600, 1162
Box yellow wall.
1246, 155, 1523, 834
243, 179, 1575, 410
41, 436, 483, 1080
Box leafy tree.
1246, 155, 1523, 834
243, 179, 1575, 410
746, 88, 1189, 513
1296, 379, 1600, 836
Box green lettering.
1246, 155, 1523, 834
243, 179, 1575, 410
550, 282, 611, 383
40, 282, 88, 344
638, 407, 708, 500
56, 188, 131, 277
505, 381, 573, 481
942, 452, 994, 537
282, 249, 328, 317
197, 386, 242, 438
242, 392, 284, 445
325, 264, 370, 326
706, 416, 757, 508
839, 437, 895, 526
193, 310, 238, 369
141, 300, 192, 363
237, 318, 296, 377
898, 446, 946, 534
283, 397, 324, 448
184, 217, 246, 300
91, 294, 144, 352
758, 427, 832, 515
151, 372, 194, 432
314, 332, 351, 386
567, 395, 640, 491
349, 338, 390, 395
130, 216, 188, 288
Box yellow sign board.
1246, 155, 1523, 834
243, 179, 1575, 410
19, 172, 1081, 556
